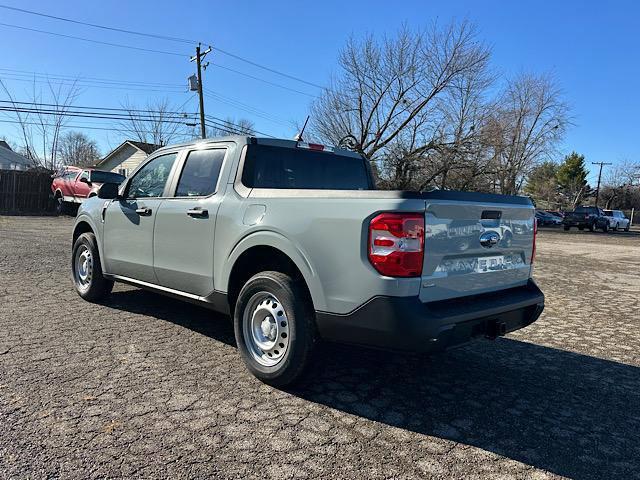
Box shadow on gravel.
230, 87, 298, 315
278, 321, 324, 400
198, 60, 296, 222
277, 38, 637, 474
103, 289, 639, 480
297, 340, 640, 480
104, 289, 236, 347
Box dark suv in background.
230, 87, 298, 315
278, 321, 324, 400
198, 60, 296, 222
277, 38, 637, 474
563, 206, 610, 232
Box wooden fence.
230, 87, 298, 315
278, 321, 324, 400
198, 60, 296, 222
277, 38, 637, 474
0, 169, 56, 215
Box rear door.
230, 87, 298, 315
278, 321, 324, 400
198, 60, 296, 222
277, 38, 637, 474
420, 201, 534, 303
153, 146, 228, 295
102, 151, 180, 283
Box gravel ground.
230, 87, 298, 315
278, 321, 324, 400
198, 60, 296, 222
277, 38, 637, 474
1, 216, 639, 479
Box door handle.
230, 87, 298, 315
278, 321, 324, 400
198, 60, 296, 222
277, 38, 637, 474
187, 208, 208, 218
135, 207, 152, 216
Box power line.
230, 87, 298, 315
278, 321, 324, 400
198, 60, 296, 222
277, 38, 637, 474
0, 22, 318, 97
0, 67, 185, 89
0, 100, 277, 137
0, 3, 325, 90
0, 100, 196, 116
0, 22, 186, 57
211, 63, 317, 97
0, 117, 188, 135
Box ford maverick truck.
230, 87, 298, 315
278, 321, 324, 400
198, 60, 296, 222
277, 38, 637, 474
71, 136, 544, 386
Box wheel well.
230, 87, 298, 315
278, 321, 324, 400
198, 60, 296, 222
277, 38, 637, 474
72, 221, 94, 245
227, 246, 312, 313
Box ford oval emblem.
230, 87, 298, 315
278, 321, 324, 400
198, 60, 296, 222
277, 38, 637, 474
479, 231, 500, 248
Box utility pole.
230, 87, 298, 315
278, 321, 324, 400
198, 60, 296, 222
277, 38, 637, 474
190, 43, 212, 139
592, 161, 612, 207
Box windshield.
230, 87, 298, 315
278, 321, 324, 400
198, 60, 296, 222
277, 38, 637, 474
90, 170, 125, 184
242, 144, 372, 190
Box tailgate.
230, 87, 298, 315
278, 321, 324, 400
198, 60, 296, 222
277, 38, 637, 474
420, 201, 534, 303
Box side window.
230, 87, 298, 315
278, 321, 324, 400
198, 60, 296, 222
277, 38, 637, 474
80, 171, 90, 181
127, 153, 177, 198
175, 149, 226, 197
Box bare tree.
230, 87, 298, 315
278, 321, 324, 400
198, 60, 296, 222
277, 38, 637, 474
310, 22, 492, 189
56, 131, 101, 167
487, 73, 570, 195
118, 98, 188, 147
208, 117, 255, 137
0, 78, 80, 170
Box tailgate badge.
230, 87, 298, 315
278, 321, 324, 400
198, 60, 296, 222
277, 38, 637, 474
479, 231, 500, 248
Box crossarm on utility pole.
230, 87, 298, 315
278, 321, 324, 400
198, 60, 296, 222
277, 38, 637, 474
190, 44, 212, 140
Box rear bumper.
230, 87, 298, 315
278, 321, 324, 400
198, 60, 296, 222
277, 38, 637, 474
315, 280, 544, 352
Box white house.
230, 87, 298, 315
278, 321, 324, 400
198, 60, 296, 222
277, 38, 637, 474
95, 140, 160, 176
0, 141, 31, 171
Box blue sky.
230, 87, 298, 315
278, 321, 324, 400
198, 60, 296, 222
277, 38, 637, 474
0, 0, 638, 183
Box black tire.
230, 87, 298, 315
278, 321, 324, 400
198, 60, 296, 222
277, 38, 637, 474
71, 232, 114, 302
588, 224, 595, 232
234, 271, 316, 387
624, 224, 630, 232
563, 225, 570, 231
55, 195, 69, 215
602, 223, 609, 233
614, 223, 619, 231
578, 226, 584, 231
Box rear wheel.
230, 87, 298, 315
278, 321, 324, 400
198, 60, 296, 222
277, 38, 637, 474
72, 232, 113, 301
563, 225, 570, 231
601, 223, 609, 233
624, 223, 630, 232
588, 224, 595, 232
578, 226, 584, 231
55, 195, 70, 215
614, 222, 619, 231
234, 271, 316, 387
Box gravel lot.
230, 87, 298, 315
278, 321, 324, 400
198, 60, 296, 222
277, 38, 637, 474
1, 216, 639, 479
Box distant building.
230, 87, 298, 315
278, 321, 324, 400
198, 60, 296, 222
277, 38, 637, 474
0, 141, 31, 171
95, 140, 160, 176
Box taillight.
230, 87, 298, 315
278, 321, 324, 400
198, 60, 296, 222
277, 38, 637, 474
368, 213, 424, 277
531, 217, 538, 264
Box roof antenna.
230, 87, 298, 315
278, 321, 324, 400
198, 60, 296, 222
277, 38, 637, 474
294, 116, 310, 142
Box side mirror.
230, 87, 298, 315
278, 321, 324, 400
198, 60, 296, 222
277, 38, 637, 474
79, 176, 91, 185
97, 182, 120, 199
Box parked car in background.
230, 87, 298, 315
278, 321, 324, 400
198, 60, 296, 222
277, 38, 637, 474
70, 136, 544, 386
51, 166, 125, 215
603, 209, 631, 231
563, 206, 610, 232
545, 210, 565, 219
535, 210, 562, 226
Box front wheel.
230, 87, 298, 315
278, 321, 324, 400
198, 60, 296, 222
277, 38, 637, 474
234, 271, 316, 387
614, 223, 619, 231
72, 232, 114, 301
624, 224, 630, 232
588, 224, 595, 232
563, 225, 570, 231
601, 223, 609, 233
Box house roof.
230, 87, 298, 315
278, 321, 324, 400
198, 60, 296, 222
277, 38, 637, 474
97, 140, 161, 166
0, 141, 31, 169
127, 141, 161, 154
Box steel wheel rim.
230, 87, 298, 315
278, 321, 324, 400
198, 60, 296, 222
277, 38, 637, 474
74, 245, 93, 290
242, 292, 290, 367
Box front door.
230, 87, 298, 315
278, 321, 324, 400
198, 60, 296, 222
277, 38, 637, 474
153, 147, 227, 296
102, 152, 179, 283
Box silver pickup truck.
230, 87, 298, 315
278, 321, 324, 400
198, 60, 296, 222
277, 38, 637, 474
72, 136, 544, 386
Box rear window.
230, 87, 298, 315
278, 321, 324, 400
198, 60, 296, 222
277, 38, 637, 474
90, 170, 125, 184
241, 144, 371, 190
575, 206, 597, 214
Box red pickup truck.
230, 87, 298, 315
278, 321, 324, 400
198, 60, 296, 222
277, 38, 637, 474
51, 166, 125, 214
